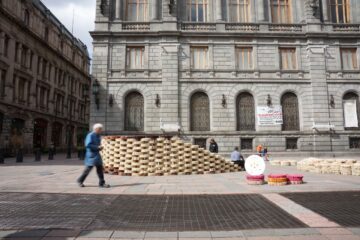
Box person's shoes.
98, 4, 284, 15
99, 184, 110, 188
78, 182, 85, 187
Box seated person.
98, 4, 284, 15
230, 147, 245, 169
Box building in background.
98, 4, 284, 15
0, 0, 91, 155
91, 0, 360, 155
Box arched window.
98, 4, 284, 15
0, 112, 3, 135
33, 118, 48, 148
24, 9, 30, 26
281, 92, 299, 131
343, 92, 360, 129
125, 92, 144, 131
237, 92, 255, 131
190, 92, 210, 131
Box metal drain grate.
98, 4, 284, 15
282, 191, 360, 227
89, 194, 306, 231
0, 193, 306, 231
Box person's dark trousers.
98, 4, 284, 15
233, 160, 245, 170
78, 165, 105, 186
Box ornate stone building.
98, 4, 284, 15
91, 0, 360, 154
0, 0, 91, 155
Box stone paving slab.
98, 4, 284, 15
1, 229, 360, 240
1, 159, 360, 195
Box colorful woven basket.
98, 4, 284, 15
267, 174, 288, 186
287, 174, 304, 184
246, 174, 265, 185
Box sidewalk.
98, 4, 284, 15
1, 227, 360, 240
0, 158, 360, 195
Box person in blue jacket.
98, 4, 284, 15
77, 123, 110, 188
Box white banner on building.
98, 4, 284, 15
257, 106, 283, 126
344, 100, 358, 128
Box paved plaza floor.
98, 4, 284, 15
0, 154, 360, 240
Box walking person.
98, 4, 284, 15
230, 147, 245, 170
256, 144, 263, 156
77, 123, 110, 188
262, 147, 269, 161
209, 138, 219, 153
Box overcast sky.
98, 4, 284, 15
42, 0, 96, 58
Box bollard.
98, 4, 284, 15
78, 149, 85, 161
0, 148, 4, 164
48, 148, 54, 160
16, 149, 23, 163
35, 148, 41, 162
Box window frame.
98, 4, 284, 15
329, 0, 351, 24
236, 47, 253, 70
340, 48, 358, 71
187, 0, 208, 22
190, 46, 209, 70
270, 0, 292, 24
279, 47, 297, 71
229, 0, 251, 23
126, 46, 145, 70
126, 0, 150, 21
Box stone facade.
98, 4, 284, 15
91, 0, 360, 154
0, 0, 91, 154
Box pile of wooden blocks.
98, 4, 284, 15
297, 158, 360, 176
101, 136, 241, 176
270, 160, 297, 166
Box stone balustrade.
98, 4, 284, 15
181, 22, 217, 31
122, 22, 151, 31
332, 24, 360, 32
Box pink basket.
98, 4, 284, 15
246, 174, 265, 180
287, 174, 304, 181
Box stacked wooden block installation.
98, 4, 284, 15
297, 158, 360, 176
101, 136, 241, 176
270, 160, 297, 166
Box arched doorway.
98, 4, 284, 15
33, 118, 48, 149
343, 92, 360, 129
281, 92, 300, 131
125, 91, 144, 131
237, 92, 255, 131
51, 122, 63, 147
10, 118, 25, 153
190, 92, 210, 131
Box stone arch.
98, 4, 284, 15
124, 91, 144, 132
343, 91, 360, 130
236, 92, 255, 131
281, 92, 300, 131
190, 91, 210, 132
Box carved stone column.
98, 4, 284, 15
322, 0, 329, 22
0, 32, 5, 56
16, 44, 22, 64
115, 0, 121, 19
151, 0, 158, 20
257, 0, 266, 22
216, 0, 222, 21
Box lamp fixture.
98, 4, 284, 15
109, 94, 114, 107
92, 79, 100, 110
221, 94, 227, 108
266, 94, 272, 107
155, 94, 161, 107
329, 94, 335, 108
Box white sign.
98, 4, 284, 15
245, 155, 266, 176
257, 106, 283, 126
344, 100, 358, 128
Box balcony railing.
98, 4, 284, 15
225, 23, 260, 32
332, 24, 360, 32
122, 22, 150, 31
181, 22, 217, 31
268, 24, 303, 32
